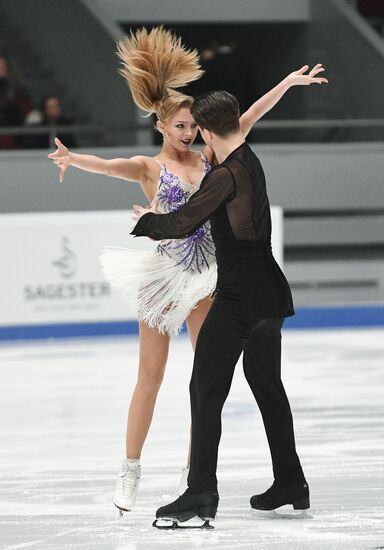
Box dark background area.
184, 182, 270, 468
122, 22, 308, 144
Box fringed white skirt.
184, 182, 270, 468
100, 247, 217, 336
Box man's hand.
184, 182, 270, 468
132, 199, 159, 222
285, 64, 328, 87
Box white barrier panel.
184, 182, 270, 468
0, 208, 283, 328
271, 206, 283, 268
0, 211, 153, 326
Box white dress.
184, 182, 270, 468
100, 154, 217, 336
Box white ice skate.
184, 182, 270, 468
177, 467, 189, 496
114, 459, 141, 516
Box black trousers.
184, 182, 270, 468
187, 292, 306, 493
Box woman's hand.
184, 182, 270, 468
285, 64, 328, 87
132, 199, 158, 222
239, 64, 328, 137
47, 137, 70, 183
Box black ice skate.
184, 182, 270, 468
153, 489, 219, 529
250, 481, 310, 519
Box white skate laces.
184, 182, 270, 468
114, 459, 141, 512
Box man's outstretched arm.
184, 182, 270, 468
131, 166, 235, 240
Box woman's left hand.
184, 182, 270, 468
132, 199, 158, 222
285, 64, 328, 87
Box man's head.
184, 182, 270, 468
190, 90, 240, 146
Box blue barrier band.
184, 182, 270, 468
0, 305, 383, 341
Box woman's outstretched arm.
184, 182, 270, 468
239, 64, 328, 137
47, 137, 150, 184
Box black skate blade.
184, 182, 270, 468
251, 506, 311, 520
153, 518, 214, 530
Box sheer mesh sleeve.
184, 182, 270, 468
131, 166, 235, 240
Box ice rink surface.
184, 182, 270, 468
1, 328, 383, 550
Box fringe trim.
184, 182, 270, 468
100, 247, 217, 336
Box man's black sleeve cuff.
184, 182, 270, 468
130, 212, 155, 237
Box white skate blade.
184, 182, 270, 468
252, 506, 311, 520
153, 517, 214, 530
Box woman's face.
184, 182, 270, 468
158, 107, 198, 152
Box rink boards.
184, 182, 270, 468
1, 208, 383, 340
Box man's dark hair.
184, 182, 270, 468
191, 90, 240, 136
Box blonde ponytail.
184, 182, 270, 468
117, 26, 203, 120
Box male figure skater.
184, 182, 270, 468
131, 91, 309, 528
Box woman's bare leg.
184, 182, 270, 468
126, 320, 170, 458
184, 296, 214, 465
124, 296, 212, 461
186, 296, 213, 350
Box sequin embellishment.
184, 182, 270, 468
156, 156, 216, 274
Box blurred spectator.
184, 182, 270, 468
0, 54, 33, 149
24, 95, 77, 149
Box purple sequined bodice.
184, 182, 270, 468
155, 154, 216, 273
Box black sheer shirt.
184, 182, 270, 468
132, 142, 294, 321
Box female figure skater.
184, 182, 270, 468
48, 26, 326, 514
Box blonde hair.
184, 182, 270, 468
117, 26, 203, 122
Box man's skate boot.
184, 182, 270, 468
153, 489, 219, 529
250, 481, 310, 518
114, 458, 141, 516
